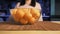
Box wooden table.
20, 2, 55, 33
0, 21, 60, 31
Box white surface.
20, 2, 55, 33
51, 21, 60, 24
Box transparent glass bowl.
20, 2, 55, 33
10, 8, 40, 25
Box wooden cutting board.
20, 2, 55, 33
0, 21, 60, 31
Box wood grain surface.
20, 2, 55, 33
0, 21, 60, 31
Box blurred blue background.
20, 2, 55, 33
0, 0, 50, 22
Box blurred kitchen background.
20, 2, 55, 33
0, 0, 50, 22
51, 0, 60, 21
